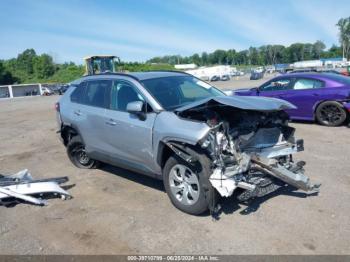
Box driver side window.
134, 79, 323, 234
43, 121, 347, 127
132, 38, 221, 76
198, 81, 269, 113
260, 79, 292, 91
110, 80, 146, 112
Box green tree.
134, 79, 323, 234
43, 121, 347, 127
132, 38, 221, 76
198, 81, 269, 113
33, 54, 55, 79
271, 45, 285, 64
337, 17, 350, 59
16, 49, 36, 75
190, 53, 201, 65
211, 49, 227, 64
313, 40, 326, 59
248, 47, 260, 65
226, 49, 236, 65
201, 52, 209, 65
49, 62, 84, 83
236, 50, 249, 65
0, 61, 15, 85
321, 45, 342, 58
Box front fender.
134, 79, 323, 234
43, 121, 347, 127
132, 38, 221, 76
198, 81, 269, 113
152, 111, 210, 173
153, 111, 210, 146
344, 102, 350, 113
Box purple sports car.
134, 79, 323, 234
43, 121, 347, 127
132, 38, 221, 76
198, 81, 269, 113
234, 73, 350, 126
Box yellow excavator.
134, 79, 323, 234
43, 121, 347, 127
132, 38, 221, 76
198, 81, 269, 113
84, 55, 121, 75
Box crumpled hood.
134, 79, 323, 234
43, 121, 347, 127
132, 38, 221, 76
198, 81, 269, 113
234, 88, 253, 92
229, 88, 254, 96
175, 95, 296, 112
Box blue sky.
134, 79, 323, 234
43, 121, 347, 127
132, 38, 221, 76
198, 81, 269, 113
1, 0, 349, 64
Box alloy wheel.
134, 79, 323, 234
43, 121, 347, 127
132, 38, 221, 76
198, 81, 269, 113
319, 104, 344, 125
168, 164, 200, 206
72, 145, 91, 166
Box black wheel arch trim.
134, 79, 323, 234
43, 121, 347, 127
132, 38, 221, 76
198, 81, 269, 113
60, 123, 86, 146
157, 141, 200, 169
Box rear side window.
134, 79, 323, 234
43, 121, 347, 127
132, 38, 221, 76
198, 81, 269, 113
293, 78, 324, 90
70, 83, 85, 103
81, 80, 112, 108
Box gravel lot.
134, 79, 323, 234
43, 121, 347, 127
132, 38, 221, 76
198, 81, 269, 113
0, 75, 349, 255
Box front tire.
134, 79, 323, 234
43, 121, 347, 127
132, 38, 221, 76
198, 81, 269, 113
67, 136, 98, 169
316, 101, 347, 126
163, 148, 216, 215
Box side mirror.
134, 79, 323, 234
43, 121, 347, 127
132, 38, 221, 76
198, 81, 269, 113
126, 101, 146, 120
251, 87, 260, 93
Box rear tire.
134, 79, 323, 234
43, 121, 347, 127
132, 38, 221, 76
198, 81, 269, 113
163, 147, 217, 215
316, 101, 347, 127
67, 136, 98, 169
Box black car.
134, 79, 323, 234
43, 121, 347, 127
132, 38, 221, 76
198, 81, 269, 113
58, 84, 70, 95
250, 71, 264, 80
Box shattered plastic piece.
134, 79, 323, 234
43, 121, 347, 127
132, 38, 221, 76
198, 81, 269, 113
0, 169, 71, 206
209, 168, 237, 197
0, 187, 48, 206
210, 168, 256, 197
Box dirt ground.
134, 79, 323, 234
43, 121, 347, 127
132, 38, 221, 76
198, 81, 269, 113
0, 75, 350, 255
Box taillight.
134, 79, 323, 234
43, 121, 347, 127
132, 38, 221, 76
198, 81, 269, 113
55, 102, 60, 112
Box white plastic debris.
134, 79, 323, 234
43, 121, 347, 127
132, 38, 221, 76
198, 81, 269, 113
0, 169, 71, 206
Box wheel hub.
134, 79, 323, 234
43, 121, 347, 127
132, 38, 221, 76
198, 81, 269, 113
74, 146, 90, 165
320, 105, 343, 124
169, 164, 200, 206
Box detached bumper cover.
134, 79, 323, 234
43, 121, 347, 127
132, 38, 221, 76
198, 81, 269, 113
0, 169, 71, 206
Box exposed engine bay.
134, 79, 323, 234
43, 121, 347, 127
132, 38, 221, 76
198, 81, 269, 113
177, 100, 321, 200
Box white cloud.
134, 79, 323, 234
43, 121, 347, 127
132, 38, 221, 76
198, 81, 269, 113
178, 0, 322, 45
290, 0, 350, 45
2, 0, 349, 62
0, 0, 244, 61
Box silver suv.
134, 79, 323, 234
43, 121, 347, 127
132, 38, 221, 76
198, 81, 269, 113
56, 71, 320, 215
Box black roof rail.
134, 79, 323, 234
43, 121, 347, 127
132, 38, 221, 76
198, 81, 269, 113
80, 70, 191, 81
81, 72, 141, 81
139, 69, 190, 75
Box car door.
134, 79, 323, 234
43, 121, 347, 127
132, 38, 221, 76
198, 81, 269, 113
286, 77, 327, 120
258, 77, 294, 98
72, 79, 112, 158
257, 77, 299, 117
102, 79, 157, 175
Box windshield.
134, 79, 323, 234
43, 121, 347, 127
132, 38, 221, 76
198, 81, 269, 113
141, 76, 224, 110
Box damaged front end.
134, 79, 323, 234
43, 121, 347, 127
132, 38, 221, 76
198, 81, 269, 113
176, 96, 320, 201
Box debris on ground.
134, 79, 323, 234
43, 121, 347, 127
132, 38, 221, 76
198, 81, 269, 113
0, 169, 71, 206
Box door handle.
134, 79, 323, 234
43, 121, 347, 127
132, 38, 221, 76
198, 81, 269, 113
74, 110, 82, 116
105, 119, 117, 126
